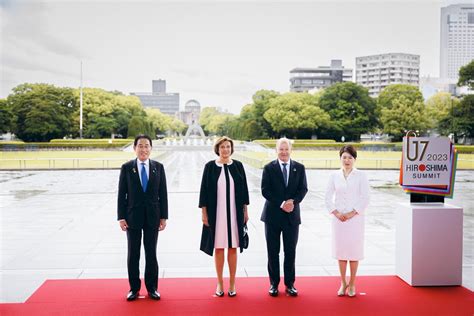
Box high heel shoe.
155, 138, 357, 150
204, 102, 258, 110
337, 283, 348, 296
347, 285, 356, 297
228, 290, 237, 297
215, 285, 224, 297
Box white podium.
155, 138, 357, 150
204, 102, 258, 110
396, 203, 463, 286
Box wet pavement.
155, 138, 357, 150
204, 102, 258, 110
0, 150, 473, 302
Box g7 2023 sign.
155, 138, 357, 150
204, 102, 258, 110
402, 137, 452, 186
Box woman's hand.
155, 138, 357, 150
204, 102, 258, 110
332, 210, 346, 222
343, 210, 358, 221
202, 208, 209, 227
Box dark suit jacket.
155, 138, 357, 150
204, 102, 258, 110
260, 159, 308, 226
117, 159, 168, 229
199, 159, 250, 256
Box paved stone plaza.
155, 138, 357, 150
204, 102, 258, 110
1, 150, 472, 302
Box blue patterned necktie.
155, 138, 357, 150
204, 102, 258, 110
282, 163, 288, 187
141, 162, 148, 192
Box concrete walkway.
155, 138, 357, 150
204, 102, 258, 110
1, 150, 472, 302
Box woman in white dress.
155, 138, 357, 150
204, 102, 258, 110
325, 145, 369, 297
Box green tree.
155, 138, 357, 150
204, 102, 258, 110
264, 92, 330, 138
199, 107, 220, 134
318, 82, 377, 140
0, 99, 13, 134
145, 108, 173, 135
458, 60, 474, 89
380, 95, 431, 140
438, 95, 474, 139
378, 84, 424, 109
76, 88, 145, 138
425, 92, 460, 132
377, 84, 429, 140
169, 118, 188, 136
127, 116, 154, 138
7, 83, 76, 141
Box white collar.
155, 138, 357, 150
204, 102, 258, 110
137, 159, 150, 166
278, 159, 291, 166
215, 159, 233, 167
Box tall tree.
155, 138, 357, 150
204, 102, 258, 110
264, 92, 330, 138
380, 95, 431, 140
458, 60, 474, 90
318, 82, 377, 140
0, 99, 13, 134
438, 95, 474, 140
8, 83, 77, 141
378, 84, 429, 140
425, 92, 460, 133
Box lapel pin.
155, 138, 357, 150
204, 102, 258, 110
293, 168, 296, 172
133, 168, 137, 173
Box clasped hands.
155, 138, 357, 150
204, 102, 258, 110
282, 199, 294, 213
332, 210, 357, 222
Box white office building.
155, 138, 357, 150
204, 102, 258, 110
356, 53, 420, 97
440, 4, 474, 80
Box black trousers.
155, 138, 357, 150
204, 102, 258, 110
264, 222, 299, 287
126, 226, 159, 292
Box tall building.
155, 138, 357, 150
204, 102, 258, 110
131, 79, 180, 115
355, 53, 420, 97
440, 4, 474, 80
289, 60, 353, 92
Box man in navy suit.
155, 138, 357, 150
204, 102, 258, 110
117, 134, 168, 301
261, 137, 308, 297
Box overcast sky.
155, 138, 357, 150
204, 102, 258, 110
0, 0, 468, 113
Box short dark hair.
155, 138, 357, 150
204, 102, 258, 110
134, 134, 153, 147
213, 136, 234, 156
339, 145, 357, 159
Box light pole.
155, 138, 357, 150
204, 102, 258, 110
451, 96, 455, 143
79, 61, 83, 139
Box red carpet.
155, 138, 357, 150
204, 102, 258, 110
1, 276, 473, 315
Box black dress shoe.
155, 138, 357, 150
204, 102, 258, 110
148, 290, 161, 300
126, 290, 139, 301
269, 285, 279, 297
285, 285, 298, 297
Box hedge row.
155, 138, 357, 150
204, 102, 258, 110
0, 142, 131, 150
254, 139, 336, 146
50, 139, 132, 144
252, 141, 474, 153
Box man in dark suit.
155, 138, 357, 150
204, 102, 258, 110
117, 134, 168, 301
261, 137, 308, 297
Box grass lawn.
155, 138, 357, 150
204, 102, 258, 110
233, 150, 474, 170
0, 151, 164, 169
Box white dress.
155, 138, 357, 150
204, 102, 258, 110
325, 168, 370, 260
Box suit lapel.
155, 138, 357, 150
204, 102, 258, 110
287, 160, 296, 189
272, 160, 286, 187
131, 159, 142, 190
148, 160, 158, 191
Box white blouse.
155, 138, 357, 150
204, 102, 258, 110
325, 168, 370, 215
